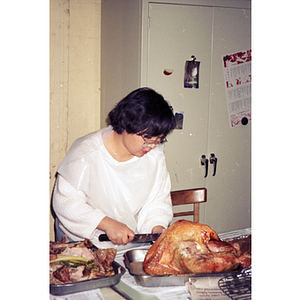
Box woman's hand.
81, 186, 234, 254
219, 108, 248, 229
97, 217, 135, 245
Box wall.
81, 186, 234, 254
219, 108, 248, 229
49, 0, 101, 241
101, 0, 142, 127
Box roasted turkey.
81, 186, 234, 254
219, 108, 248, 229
143, 220, 251, 275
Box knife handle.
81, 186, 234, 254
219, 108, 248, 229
99, 234, 110, 242
98, 233, 133, 242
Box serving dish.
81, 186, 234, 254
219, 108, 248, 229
123, 249, 243, 287
50, 260, 125, 295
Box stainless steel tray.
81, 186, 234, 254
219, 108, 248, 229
124, 248, 243, 287
50, 261, 125, 296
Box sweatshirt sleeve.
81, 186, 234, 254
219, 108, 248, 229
52, 174, 106, 240
136, 153, 173, 233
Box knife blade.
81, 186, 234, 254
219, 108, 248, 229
98, 233, 161, 243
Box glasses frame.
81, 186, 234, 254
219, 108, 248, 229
140, 134, 167, 148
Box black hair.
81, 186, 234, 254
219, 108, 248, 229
108, 87, 176, 138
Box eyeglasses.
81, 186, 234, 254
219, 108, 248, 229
141, 135, 167, 148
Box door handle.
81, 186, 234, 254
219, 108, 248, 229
201, 155, 208, 178
210, 153, 218, 176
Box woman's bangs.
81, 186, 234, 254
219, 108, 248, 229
141, 114, 175, 138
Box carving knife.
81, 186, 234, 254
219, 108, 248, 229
99, 233, 161, 243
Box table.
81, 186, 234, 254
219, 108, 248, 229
51, 228, 251, 300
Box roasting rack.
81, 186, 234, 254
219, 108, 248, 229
218, 267, 251, 300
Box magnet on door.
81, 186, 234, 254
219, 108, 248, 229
163, 69, 174, 76
241, 117, 248, 125
174, 111, 184, 130
184, 55, 200, 88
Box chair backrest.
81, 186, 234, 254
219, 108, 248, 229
171, 188, 207, 223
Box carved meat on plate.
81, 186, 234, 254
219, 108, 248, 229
50, 236, 117, 284
143, 220, 251, 275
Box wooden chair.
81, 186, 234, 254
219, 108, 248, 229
171, 188, 207, 223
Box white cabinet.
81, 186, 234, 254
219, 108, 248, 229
146, 3, 213, 189
141, 1, 251, 233
205, 7, 251, 232
101, 0, 251, 233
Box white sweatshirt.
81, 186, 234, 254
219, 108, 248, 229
52, 126, 173, 249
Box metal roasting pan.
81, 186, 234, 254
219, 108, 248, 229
50, 260, 125, 295
123, 248, 243, 287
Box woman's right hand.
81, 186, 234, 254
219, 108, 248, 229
97, 216, 135, 245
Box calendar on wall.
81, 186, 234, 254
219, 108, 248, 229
222, 49, 251, 128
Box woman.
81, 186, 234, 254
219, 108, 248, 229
52, 87, 176, 250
